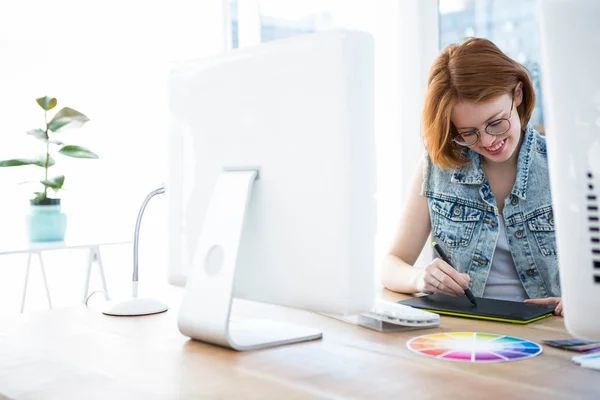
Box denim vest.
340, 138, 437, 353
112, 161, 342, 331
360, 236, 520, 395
421, 125, 560, 299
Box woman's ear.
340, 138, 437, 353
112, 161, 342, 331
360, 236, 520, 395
515, 81, 524, 107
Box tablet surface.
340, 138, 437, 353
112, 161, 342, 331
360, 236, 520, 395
399, 294, 556, 324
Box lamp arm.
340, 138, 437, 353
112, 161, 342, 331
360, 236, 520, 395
133, 187, 165, 287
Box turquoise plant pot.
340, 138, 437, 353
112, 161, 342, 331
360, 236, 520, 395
26, 199, 67, 242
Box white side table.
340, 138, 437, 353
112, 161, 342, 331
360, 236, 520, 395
0, 239, 130, 313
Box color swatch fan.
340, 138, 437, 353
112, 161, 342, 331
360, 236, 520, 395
408, 332, 542, 363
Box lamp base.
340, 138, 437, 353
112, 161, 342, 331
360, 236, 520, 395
103, 298, 168, 316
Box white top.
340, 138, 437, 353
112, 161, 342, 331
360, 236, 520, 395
482, 217, 529, 302
0, 236, 131, 255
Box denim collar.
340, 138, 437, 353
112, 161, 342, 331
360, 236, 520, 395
451, 124, 535, 200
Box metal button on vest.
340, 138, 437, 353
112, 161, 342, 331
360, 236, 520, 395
515, 230, 524, 238
526, 269, 535, 277
511, 196, 519, 206
453, 207, 461, 216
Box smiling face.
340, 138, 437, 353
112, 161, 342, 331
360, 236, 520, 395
451, 85, 523, 164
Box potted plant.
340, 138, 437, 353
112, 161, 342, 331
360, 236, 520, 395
0, 96, 98, 242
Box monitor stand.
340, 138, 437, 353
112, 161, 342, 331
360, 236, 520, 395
177, 169, 323, 351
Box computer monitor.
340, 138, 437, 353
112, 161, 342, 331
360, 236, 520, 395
166, 30, 376, 350
538, 0, 600, 340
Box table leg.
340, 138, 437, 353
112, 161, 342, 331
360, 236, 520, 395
20, 253, 33, 314
94, 247, 111, 301
82, 248, 94, 303
37, 253, 53, 309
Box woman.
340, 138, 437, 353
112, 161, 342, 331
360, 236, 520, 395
381, 38, 563, 316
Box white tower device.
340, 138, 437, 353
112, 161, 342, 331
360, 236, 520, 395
538, 0, 600, 340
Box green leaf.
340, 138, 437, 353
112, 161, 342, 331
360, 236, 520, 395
36, 97, 58, 111
59, 145, 99, 159
0, 158, 34, 167
33, 192, 46, 202
48, 107, 90, 132
0, 158, 41, 167
49, 139, 64, 145
41, 175, 65, 190
47, 119, 71, 132
23, 154, 56, 168
4, 155, 57, 168
27, 128, 48, 141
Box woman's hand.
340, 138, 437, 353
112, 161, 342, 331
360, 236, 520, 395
415, 258, 470, 297
525, 297, 564, 317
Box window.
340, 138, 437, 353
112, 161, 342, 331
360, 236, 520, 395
229, 0, 342, 49
438, 0, 545, 130
229, 0, 239, 48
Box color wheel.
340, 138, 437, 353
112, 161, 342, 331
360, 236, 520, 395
407, 332, 542, 363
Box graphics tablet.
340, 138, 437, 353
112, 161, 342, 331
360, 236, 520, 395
399, 294, 556, 324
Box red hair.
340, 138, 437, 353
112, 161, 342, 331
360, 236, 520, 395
422, 38, 536, 169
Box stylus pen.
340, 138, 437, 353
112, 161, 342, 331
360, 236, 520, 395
432, 242, 478, 307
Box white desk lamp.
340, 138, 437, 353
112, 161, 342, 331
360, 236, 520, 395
103, 187, 169, 316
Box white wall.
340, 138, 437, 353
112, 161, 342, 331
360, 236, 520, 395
0, 0, 229, 311
0, 0, 227, 224
0, 0, 439, 312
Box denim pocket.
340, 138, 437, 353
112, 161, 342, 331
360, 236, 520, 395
431, 199, 482, 247
526, 207, 558, 256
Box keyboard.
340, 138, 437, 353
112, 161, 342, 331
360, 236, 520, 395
359, 298, 440, 331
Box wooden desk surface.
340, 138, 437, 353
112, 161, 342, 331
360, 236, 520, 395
0, 289, 598, 400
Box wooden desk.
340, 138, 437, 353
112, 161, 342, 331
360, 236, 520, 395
0, 289, 597, 400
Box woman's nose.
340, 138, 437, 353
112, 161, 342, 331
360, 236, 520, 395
480, 132, 498, 147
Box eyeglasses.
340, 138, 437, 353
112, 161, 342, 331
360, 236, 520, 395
452, 94, 515, 147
